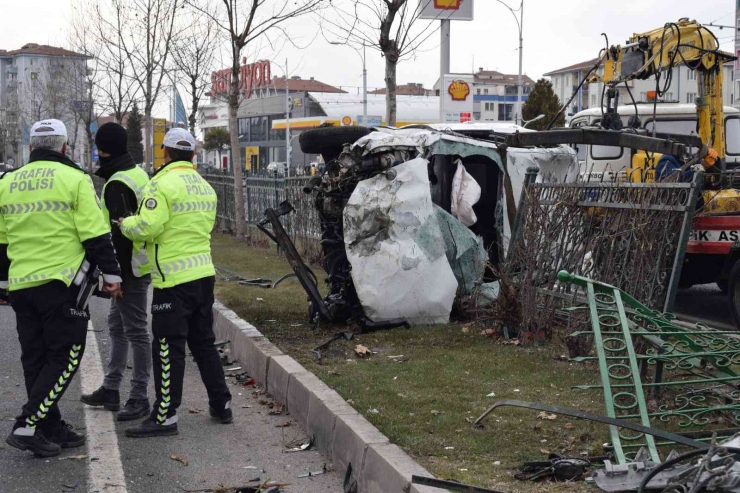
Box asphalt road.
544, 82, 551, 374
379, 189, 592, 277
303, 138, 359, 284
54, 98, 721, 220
0, 295, 343, 493
674, 283, 735, 329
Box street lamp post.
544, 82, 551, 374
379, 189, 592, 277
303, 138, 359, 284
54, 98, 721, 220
495, 0, 524, 126
330, 41, 367, 117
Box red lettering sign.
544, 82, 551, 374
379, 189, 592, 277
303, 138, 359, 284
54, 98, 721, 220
211, 60, 271, 98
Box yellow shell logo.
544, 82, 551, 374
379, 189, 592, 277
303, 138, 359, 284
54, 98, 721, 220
448, 80, 470, 101
341, 116, 352, 126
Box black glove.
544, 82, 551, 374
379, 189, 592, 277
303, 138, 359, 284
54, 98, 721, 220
0, 287, 9, 305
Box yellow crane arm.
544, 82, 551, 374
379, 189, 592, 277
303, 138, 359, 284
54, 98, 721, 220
591, 19, 735, 159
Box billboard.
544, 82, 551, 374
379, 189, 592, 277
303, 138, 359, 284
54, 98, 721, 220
357, 115, 383, 127
418, 0, 474, 21
440, 74, 474, 123
153, 118, 167, 170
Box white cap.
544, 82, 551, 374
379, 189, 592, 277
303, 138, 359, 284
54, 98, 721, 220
163, 128, 195, 151
30, 119, 67, 138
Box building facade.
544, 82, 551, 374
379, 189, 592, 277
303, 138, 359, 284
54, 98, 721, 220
546, 58, 735, 121
434, 68, 533, 122
198, 64, 345, 172
0, 44, 89, 167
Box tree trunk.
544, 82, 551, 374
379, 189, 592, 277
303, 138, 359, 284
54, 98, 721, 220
385, 57, 398, 127
230, 59, 245, 239
189, 77, 198, 138
144, 108, 152, 173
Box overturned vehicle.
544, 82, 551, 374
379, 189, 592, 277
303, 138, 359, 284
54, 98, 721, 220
256, 123, 578, 329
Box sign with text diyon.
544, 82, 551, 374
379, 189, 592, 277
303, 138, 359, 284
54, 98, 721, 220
357, 115, 383, 127
418, 0, 474, 21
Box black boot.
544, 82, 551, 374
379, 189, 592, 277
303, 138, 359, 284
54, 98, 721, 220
41, 421, 86, 449
117, 399, 150, 422
81, 386, 120, 411
209, 403, 234, 424
6, 428, 61, 457
125, 418, 178, 438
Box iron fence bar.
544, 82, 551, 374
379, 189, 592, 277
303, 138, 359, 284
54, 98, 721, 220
664, 173, 702, 313
586, 282, 627, 463
614, 288, 661, 462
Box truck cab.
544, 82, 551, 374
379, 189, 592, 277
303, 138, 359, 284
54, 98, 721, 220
569, 102, 740, 182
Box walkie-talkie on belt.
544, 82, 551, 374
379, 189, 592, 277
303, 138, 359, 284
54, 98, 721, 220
72, 259, 100, 311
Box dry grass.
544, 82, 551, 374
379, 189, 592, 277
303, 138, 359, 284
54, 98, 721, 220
211, 233, 609, 492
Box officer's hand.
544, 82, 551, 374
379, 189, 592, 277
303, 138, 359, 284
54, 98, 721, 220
0, 288, 8, 305
117, 217, 126, 225
103, 282, 123, 299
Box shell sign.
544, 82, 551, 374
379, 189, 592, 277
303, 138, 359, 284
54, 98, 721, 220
448, 80, 470, 101
434, 0, 462, 8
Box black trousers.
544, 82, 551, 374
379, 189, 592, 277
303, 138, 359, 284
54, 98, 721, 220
10, 282, 88, 431
150, 276, 230, 424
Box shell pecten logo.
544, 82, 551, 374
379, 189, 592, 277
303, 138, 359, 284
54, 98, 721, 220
448, 80, 470, 101
434, 0, 462, 8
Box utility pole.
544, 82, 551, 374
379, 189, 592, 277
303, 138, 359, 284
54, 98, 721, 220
516, 1, 523, 126
440, 19, 451, 122
495, 0, 524, 125
285, 58, 291, 170
362, 41, 367, 117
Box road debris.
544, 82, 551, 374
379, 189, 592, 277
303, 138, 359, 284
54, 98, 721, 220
275, 421, 291, 428
224, 366, 242, 372
515, 454, 595, 482
285, 436, 314, 453
170, 455, 188, 466
188, 408, 202, 414
297, 463, 327, 478
411, 475, 506, 493
538, 412, 557, 420
311, 332, 354, 361
354, 345, 371, 358
58, 455, 88, 461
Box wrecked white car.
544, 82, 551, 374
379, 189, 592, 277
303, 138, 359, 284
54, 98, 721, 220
257, 124, 577, 328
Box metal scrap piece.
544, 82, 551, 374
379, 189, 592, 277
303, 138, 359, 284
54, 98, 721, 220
411, 475, 507, 493
474, 400, 709, 451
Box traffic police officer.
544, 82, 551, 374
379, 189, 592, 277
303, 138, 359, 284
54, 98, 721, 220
81, 122, 153, 421
0, 119, 122, 457
120, 128, 232, 438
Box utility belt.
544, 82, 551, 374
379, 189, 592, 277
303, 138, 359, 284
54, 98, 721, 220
71, 258, 101, 311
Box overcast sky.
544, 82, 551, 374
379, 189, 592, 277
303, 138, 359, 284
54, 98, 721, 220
0, 0, 738, 115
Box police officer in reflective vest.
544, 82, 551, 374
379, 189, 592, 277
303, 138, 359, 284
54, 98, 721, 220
0, 120, 122, 457
120, 128, 232, 438
81, 123, 152, 421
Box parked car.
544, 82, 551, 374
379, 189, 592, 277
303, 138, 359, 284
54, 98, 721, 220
266, 162, 287, 176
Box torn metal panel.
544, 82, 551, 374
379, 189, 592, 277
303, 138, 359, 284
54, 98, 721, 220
435, 206, 487, 295
344, 158, 458, 325
351, 127, 505, 171
503, 146, 579, 251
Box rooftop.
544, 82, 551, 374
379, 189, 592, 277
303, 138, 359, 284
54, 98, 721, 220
369, 83, 433, 96
544, 58, 602, 76
473, 68, 535, 85
271, 76, 345, 93
0, 43, 88, 58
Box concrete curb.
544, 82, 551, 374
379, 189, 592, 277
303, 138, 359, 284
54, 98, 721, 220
213, 301, 445, 493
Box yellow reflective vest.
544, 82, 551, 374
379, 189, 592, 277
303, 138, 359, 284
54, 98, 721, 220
0, 160, 110, 291
120, 161, 216, 288
101, 167, 151, 277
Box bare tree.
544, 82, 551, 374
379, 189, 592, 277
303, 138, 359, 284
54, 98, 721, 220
171, 7, 220, 138
188, 0, 324, 239
116, 0, 181, 172
68, 4, 104, 172
86, 0, 139, 124
322, 0, 440, 126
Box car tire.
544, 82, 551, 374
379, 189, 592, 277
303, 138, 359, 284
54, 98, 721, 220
717, 279, 729, 294
298, 126, 372, 162
727, 261, 740, 328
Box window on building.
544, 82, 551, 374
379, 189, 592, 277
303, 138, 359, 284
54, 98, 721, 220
484, 88, 489, 95
688, 69, 696, 81
237, 118, 250, 142
591, 94, 597, 107
666, 92, 674, 101
498, 103, 514, 121
687, 92, 697, 104
640, 92, 647, 102
476, 89, 481, 95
